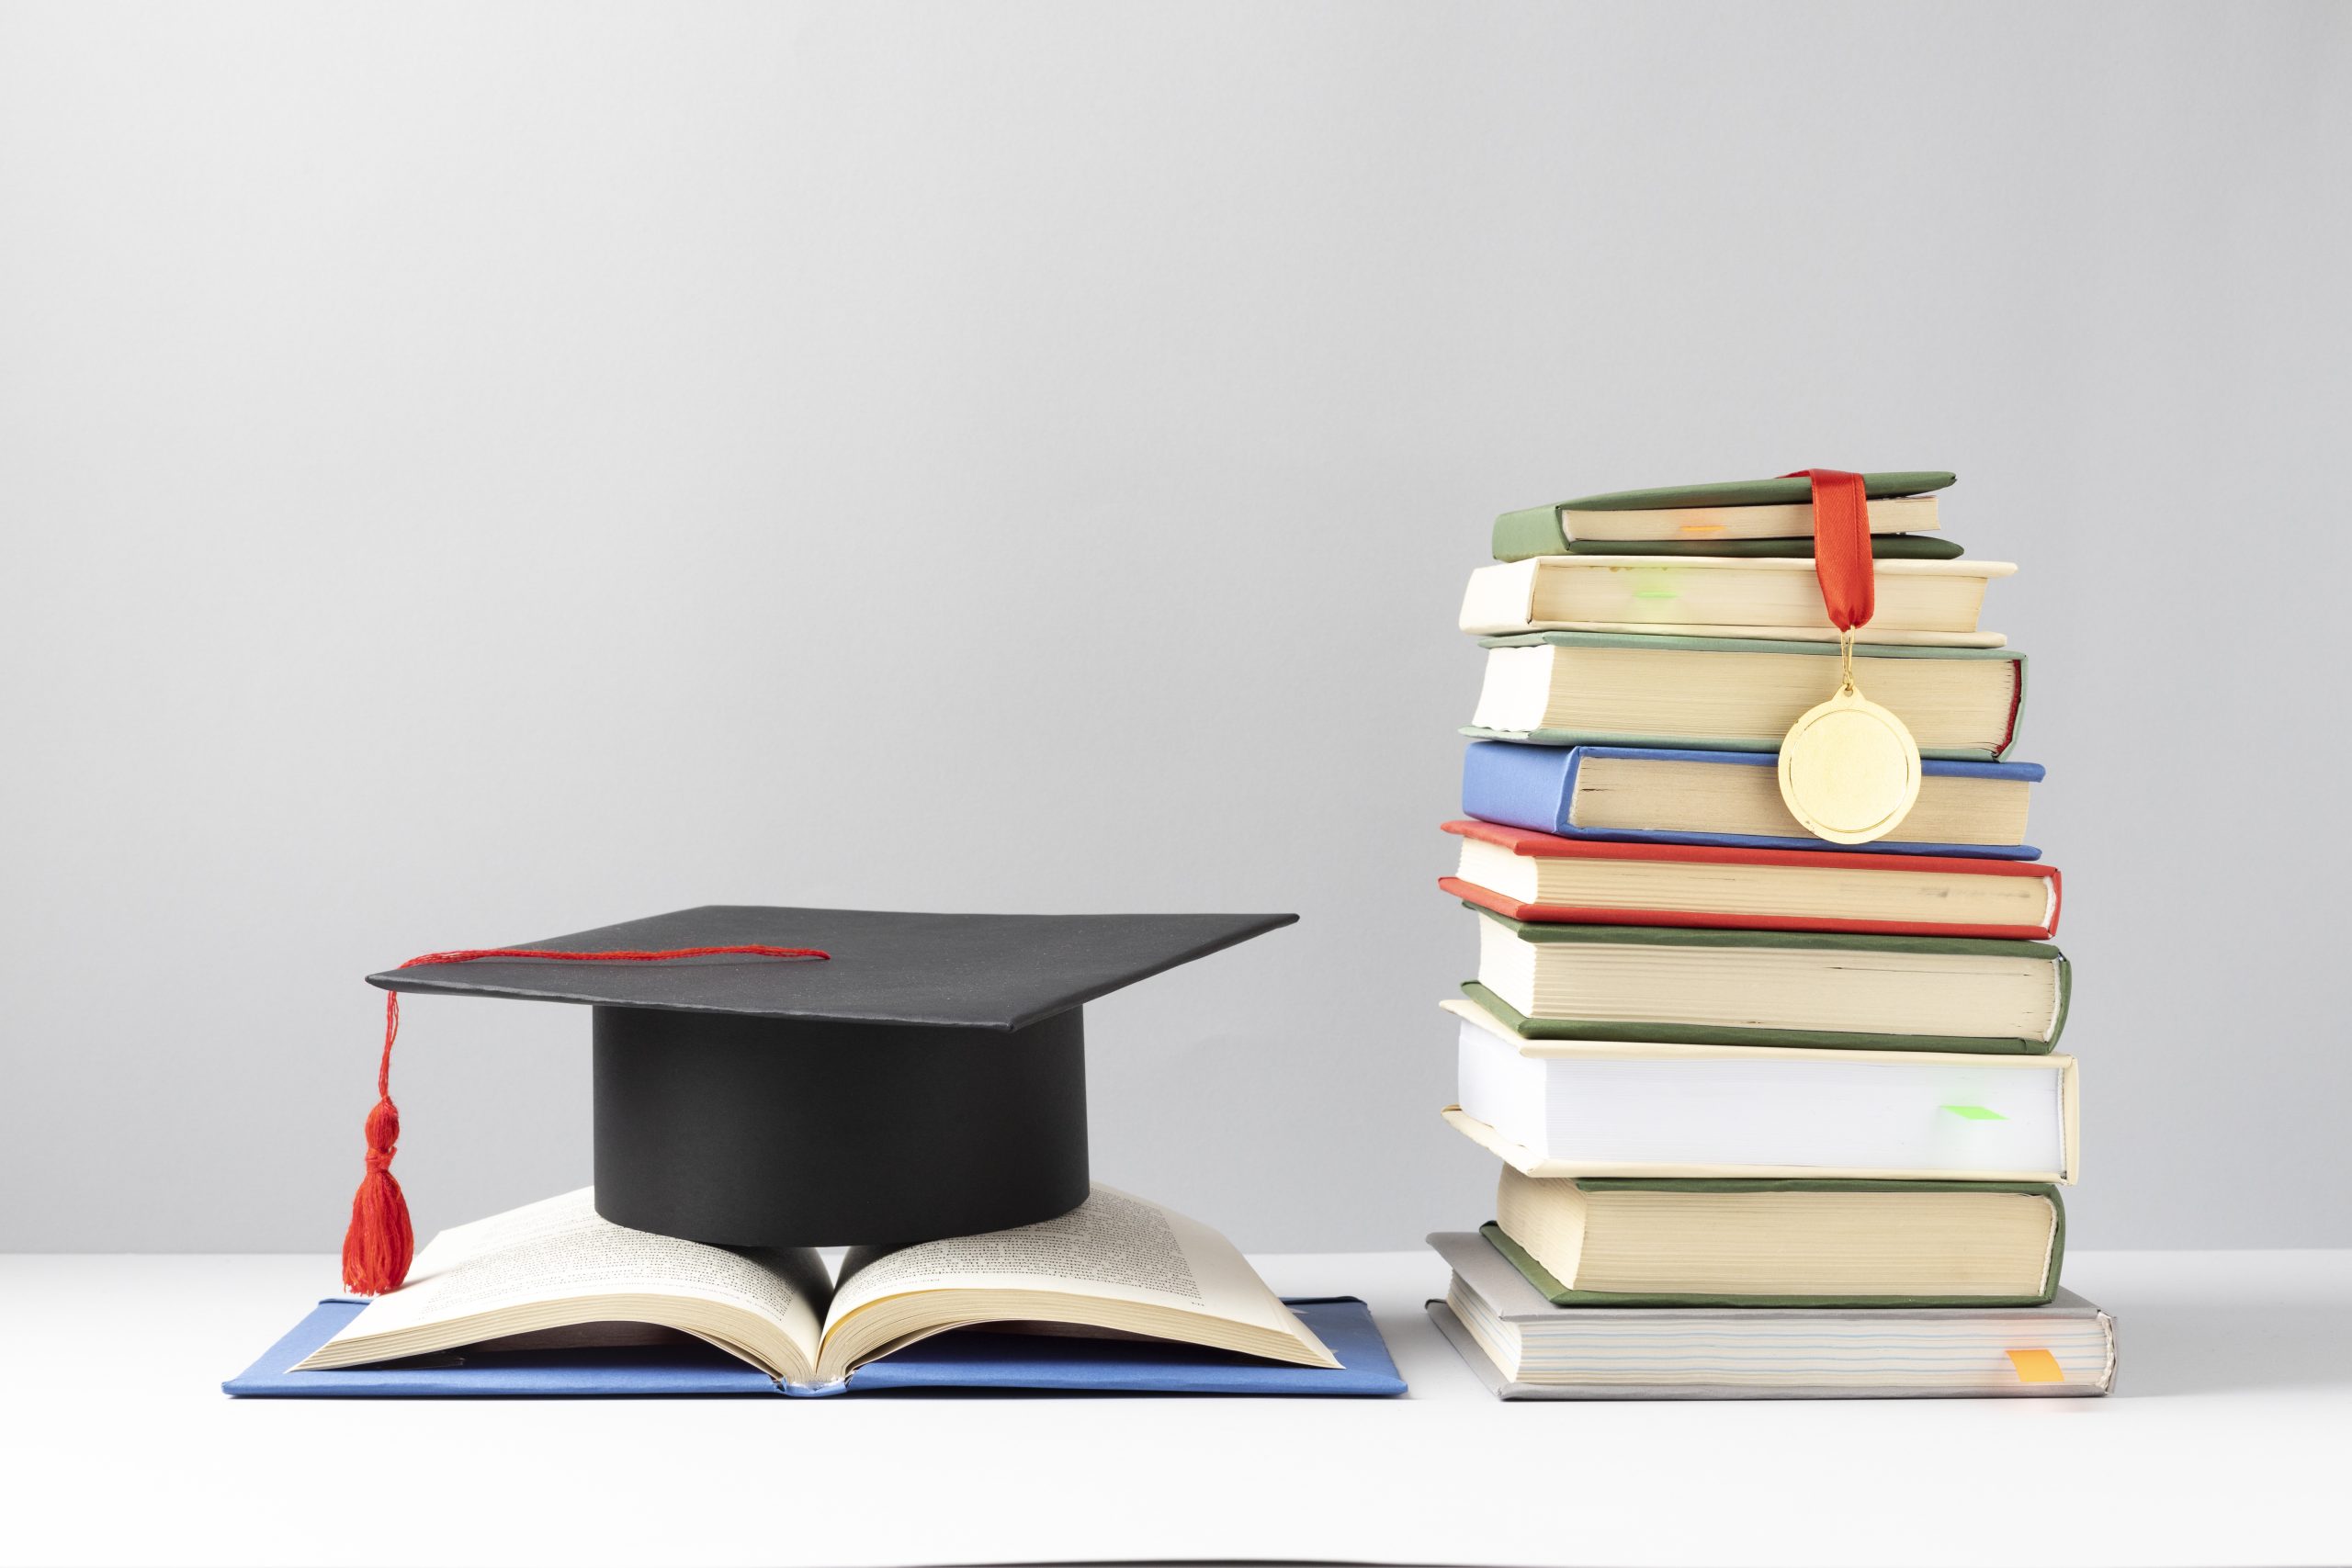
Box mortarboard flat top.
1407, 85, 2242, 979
368, 905, 1296, 1032
363, 904, 1297, 1250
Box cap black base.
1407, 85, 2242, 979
591, 1004, 1091, 1249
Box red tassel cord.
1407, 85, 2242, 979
1781, 468, 1874, 631
341, 943, 830, 1294
340, 993, 415, 1298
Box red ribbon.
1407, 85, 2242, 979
342, 942, 830, 1295
1782, 468, 1873, 631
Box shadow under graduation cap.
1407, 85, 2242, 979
367, 905, 1296, 1251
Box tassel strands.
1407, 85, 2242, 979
338, 943, 830, 1294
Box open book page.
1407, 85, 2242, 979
293, 1189, 832, 1382
815, 1184, 1337, 1382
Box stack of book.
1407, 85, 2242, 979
1426, 472, 2117, 1399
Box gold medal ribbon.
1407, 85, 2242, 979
1786, 468, 1875, 631
1774, 468, 1923, 845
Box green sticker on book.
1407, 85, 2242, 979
1942, 1104, 2007, 1121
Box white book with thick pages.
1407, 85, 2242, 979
1445, 999, 2077, 1182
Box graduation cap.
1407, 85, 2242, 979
343, 905, 1295, 1293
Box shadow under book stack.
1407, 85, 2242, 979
1425, 470, 2118, 1400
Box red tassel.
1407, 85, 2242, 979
343, 1094, 413, 1294
339, 943, 828, 1294
342, 991, 414, 1294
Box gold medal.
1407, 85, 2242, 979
1777, 629, 1921, 845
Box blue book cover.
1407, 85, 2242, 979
223, 1297, 1407, 1399
1461, 741, 2045, 860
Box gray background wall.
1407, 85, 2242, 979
5, 1, 2346, 1254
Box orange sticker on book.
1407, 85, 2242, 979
2007, 1348, 2064, 1383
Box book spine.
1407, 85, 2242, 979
1457, 559, 1543, 634
1491, 504, 1568, 561
1461, 740, 1577, 834
2048, 953, 2073, 1050
1998, 651, 2030, 760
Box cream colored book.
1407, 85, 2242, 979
1489, 1166, 2064, 1303
294, 1185, 1336, 1389
1470, 907, 2071, 1051
1427, 1230, 2117, 1400
1444, 999, 2080, 1184
1465, 634, 2024, 760
1558, 493, 1939, 543
1458, 556, 2014, 644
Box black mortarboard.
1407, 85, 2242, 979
340, 905, 1294, 1292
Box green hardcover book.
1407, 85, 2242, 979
1481, 1173, 2065, 1308
1464, 629, 2028, 761
1563, 471, 1957, 511
1464, 908, 2071, 1054
1494, 470, 1957, 561
1544, 535, 1965, 560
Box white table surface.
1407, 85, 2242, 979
3, 1248, 2346, 1568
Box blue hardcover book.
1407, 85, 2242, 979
1461, 741, 2044, 860
224, 1297, 1406, 1399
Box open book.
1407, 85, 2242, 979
293, 1185, 1340, 1391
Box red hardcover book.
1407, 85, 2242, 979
1440, 819, 2062, 940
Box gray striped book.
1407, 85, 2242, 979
1427, 1230, 2115, 1400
